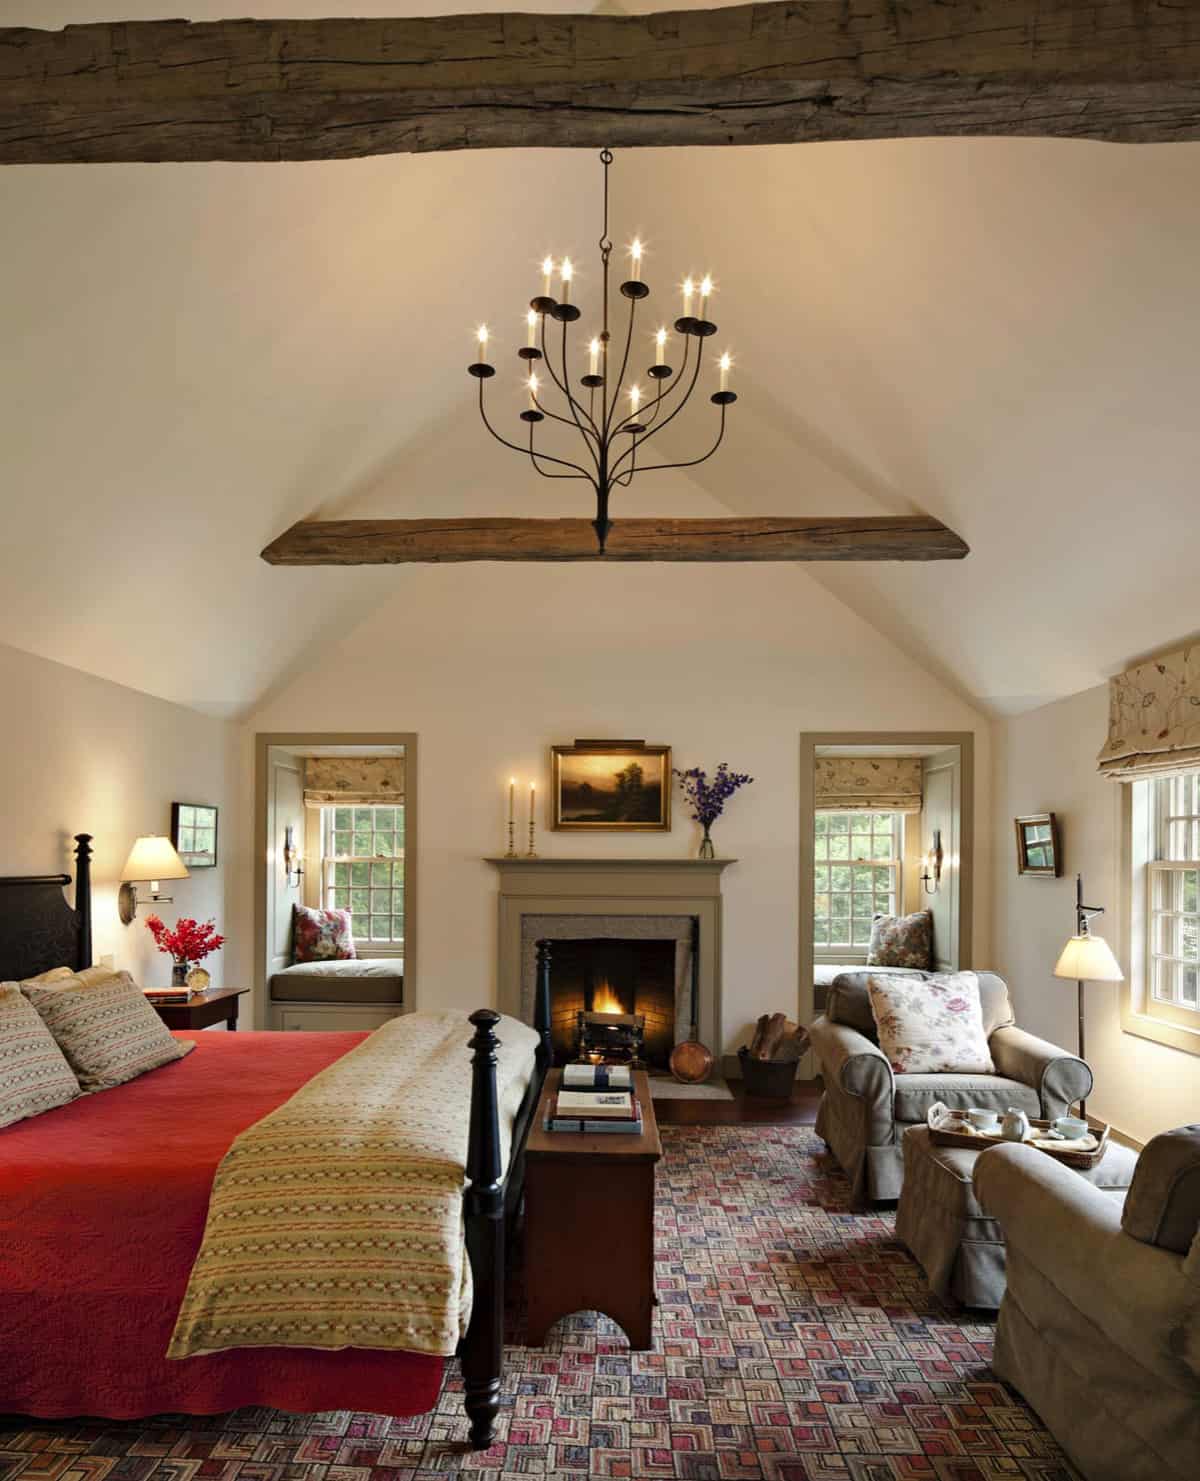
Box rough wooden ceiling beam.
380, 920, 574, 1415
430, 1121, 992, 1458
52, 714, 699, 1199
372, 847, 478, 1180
260, 516, 970, 565
3, 2, 1200, 163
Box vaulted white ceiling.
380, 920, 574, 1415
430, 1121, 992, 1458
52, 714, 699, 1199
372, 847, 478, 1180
3, 1, 1199, 715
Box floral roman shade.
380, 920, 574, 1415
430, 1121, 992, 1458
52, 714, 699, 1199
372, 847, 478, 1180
303, 756, 405, 807
1097, 645, 1200, 781
814, 756, 923, 813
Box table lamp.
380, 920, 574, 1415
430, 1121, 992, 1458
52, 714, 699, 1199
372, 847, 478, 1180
1052, 873, 1123, 1118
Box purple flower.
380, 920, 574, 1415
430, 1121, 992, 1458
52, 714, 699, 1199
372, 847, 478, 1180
672, 761, 754, 828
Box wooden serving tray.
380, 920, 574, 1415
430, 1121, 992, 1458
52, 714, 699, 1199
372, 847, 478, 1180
929, 1116, 1111, 1169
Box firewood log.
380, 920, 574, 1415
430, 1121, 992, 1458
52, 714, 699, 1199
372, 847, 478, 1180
747, 1014, 772, 1058
755, 1012, 789, 1060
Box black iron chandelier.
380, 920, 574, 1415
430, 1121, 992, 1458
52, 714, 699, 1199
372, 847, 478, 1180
468, 149, 737, 554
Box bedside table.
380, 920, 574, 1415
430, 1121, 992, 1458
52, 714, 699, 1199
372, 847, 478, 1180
150, 986, 249, 1031
524, 1068, 662, 1349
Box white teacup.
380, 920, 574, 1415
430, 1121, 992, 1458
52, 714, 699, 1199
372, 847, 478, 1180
966, 1107, 1000, 1132
1054, 1115, 1089, 1140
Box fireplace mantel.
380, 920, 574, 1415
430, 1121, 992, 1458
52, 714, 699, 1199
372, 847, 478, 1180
486, 855, 735, 1055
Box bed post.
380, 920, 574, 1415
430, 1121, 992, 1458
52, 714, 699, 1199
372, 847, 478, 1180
462, 1008, 504, 1450
73, 833, 93, 969
535, 939, 552, 1075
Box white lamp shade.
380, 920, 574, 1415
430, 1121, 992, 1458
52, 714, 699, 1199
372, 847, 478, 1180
1053, 933, 1124, 983
121, 835, 189, 883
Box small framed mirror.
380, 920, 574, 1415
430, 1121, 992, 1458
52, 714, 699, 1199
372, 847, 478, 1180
1015, 812, 1060, 877
171, 801, 219, 869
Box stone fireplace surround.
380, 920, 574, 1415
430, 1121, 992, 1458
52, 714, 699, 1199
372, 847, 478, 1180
486, 857, 735, 1060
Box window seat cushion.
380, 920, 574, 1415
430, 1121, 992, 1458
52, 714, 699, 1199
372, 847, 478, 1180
270, 959, 404, 1004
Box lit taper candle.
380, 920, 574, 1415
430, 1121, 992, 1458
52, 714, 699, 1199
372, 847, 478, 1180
560, 257, 573, 305
629, 237, 643, 277
541, 256, 555, 298
526, 309, 537, 348
476, 325, 489, 363
719, 352, 731, 392
629, 383, 642, 416
681, 277, 694, 317
655, 327, 667, 366
527, 372, 540, 410
589, 338, 600, 376
699, 275, 713, 313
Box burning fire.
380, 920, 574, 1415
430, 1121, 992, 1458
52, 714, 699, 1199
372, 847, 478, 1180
591, 977, 624, 1014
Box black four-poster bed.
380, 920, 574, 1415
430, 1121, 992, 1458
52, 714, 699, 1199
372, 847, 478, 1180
0, 833, 551, 1449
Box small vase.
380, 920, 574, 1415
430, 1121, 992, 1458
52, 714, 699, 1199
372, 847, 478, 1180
698, 826, 715, 860
171, 960, 188, 987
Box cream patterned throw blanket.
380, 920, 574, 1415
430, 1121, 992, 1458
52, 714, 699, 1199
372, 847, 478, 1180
168, 1010, 538, 1360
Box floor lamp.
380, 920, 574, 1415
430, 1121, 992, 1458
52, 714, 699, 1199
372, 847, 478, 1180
1052, 873, 1124, 1120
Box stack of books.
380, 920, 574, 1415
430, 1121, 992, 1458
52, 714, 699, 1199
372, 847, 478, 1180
143, 986, 191, 1006
544, 1086, 642, 1134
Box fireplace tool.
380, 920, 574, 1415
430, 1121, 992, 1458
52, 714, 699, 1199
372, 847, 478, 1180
668, 917, 714, 1084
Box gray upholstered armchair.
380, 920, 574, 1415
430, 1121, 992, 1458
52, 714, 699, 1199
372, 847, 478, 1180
808, 970, 1090, 1207
975, 1124, 1200, 1481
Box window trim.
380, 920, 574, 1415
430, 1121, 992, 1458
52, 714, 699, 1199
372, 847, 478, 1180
1122, 772, 1200, 1057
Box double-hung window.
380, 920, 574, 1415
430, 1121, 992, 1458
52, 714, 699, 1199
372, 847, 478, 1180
1145, 771, 1200, 1023
320, 804, 405, 952
813, 811, 902, 953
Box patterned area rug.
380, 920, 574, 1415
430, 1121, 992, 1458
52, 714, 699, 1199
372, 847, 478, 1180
0, 1126, 1078, 1480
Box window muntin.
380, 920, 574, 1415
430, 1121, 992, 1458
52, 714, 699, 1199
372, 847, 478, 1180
1147, 772, 1200, 1019
321, 805, 405, 948
814, 811, 901, 951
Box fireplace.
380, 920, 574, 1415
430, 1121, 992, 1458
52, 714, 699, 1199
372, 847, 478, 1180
488, 856, 733, 1078
547, 937, 676, 1069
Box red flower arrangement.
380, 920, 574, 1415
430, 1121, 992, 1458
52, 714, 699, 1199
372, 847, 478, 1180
145, 914, 225, 967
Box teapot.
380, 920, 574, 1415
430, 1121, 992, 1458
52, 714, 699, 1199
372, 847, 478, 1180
999, 1106, 1031, 1142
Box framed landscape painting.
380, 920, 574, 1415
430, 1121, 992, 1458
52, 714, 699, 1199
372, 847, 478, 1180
171, 801, 219, 869
552, 742, 671, 831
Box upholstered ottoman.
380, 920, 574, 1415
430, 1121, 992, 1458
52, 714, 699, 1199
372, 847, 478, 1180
896, 1124, 1137, 1308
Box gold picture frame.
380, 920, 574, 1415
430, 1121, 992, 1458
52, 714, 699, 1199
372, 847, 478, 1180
1015, 812, 1061, 877
551, 740, 672, 831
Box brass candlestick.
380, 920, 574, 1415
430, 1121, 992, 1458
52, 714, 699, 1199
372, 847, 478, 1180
526, 801, 538, 859
505, 815, 517, 859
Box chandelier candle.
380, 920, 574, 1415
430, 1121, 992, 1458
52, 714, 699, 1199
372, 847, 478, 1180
467, 148, 739, 554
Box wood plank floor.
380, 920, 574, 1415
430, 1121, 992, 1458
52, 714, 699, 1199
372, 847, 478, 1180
652, 1078, 821, 1126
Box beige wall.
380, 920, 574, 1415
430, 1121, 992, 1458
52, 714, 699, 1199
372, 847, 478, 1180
992, 682, 1200, 1144
246, 562, 991, 1054
0, 642, 241, 988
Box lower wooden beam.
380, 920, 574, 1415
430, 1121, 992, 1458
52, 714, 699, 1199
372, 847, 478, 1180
260, 516, 969, 565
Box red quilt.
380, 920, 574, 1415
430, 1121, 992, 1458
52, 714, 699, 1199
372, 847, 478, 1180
0, 1031, 443, 1420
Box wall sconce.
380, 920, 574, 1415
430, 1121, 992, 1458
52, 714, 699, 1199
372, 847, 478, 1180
118, 835, 189, 925
920, 829, 944, 895
283, 825, 304, 889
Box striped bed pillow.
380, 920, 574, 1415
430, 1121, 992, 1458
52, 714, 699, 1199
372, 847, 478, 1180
25, 971, 193, 1092
0, 983, 81, 1128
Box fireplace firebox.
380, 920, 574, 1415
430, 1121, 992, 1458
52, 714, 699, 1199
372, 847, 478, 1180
547, 938, 676, 1069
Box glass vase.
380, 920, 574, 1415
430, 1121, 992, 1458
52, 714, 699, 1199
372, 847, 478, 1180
171, 960, 188, 987
698, 826, 715, 860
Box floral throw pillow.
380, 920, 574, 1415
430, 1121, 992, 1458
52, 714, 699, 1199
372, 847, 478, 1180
866, 971, 994, 1075
867, 909, 933, 969
292, 905, 356, 964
